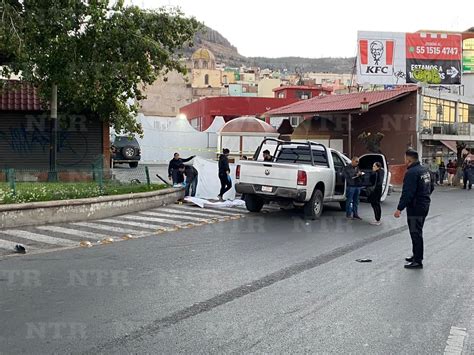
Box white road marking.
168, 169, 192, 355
169, 205, 241, 216
70, 222, 147, 235
151, 208, 231, 219
444, 326, 468, 354
139, 211, 208, 222
36, 226, 106, 240
2, 230, 77, 246
98, 219, 167, 230
121, 215, 184, 225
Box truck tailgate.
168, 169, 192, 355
239, 162, 300, 189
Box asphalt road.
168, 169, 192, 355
0, 188, 472, 354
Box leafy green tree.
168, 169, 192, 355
0, 0, 201, 135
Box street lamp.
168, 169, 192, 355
360, 97, 370, 112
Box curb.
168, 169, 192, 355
0, 187, 184, 229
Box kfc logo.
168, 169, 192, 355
359, 39, 394, 75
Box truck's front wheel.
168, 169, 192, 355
245, 195, 264, 213
304, 189, 324, 220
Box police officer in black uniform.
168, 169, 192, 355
394, 149, 434, 269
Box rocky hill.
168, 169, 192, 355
186, 26, 354, 74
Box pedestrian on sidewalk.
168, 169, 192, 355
343, 156, 363, 220
429, 158, 439, 185
394, 149, 434, 269
218, 148, 232, 201
447, 159, 456, 186
438, 160, 446, 185
368, 162, 384, 226
462, 151, 473, 190
168, 153, 196, 184
178, 164, 198, 197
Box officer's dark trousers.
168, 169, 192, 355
406, 207, 429, 263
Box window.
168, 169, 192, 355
290, 116, 304, 127
459, 103, 474, 124
278, 92, 285, 98
203, 61, 208, 69
331, 152, 345, 169
422, 96, 456, 128
223, 75, 228, 84
204, 74, 209, 86
276, 146, 328, 166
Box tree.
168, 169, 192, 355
0, 0, 201, 135
357, 131, 384, 154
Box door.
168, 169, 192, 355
331, 151, 346, 195
359, 154, 391, 201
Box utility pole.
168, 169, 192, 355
48, 84, 58, 182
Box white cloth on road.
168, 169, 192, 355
193, 156, 236, 200
184, 196, 245, 209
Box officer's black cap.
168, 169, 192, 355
405, 149, 419, 160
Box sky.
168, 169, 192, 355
137, 0, 473, 58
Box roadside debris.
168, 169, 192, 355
356, 258, 372, 263
14, 244, 26, 254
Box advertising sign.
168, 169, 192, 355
406, 33, 462, 84
357, 31, 406, 85
357, 31, 463, 85
463, 37, 474, 73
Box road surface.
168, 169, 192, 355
0, 187, 472, 354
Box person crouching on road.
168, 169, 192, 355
368, 162, 384, 226
178, 164, 198, 197
343, 156, 363, 220
168, 152, 196, 185
394, 149, 434, 269
218, 148, 232, 201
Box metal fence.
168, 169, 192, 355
0, 156, 165, 204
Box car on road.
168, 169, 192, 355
235, 139, 391, 219
111, 136, 141, 168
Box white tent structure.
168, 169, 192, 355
134, 114, 225, 164
217, 116, 279, 158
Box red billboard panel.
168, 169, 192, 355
406, 33, 462, 84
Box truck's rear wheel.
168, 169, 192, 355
245, 195, 264, 213
304, 189, 324, 220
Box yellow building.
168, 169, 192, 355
189, 48, 222, 88
258, 78, 282, 98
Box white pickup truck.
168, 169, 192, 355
235, 139, 391, 219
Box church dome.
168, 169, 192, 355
191, 48, 216, 61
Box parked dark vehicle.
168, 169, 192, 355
111, 136, 141, 168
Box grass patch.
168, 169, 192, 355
0, 182, 167, 204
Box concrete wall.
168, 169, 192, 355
192, 69, 221, 88
140, 71, 193, 117
0, 188, 184, 229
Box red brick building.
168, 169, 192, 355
265, 86, 419, 184
179, 96, 299, 131
273, 85, 333, 99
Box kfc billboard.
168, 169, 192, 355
357, 32, 406, 85
357, 31, 463, 85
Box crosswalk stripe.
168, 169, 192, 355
70, 222, 147, 235
169, 205, 241, 216
2, 230, 77, 246
139, 211, 209, 222
121, 215, 185, 225
150, 208, 232, 219
98, 219, 166, 230
0, 238, 28, 251
36, 226, 106, 240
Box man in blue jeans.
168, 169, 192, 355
343, 156, 363, 220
